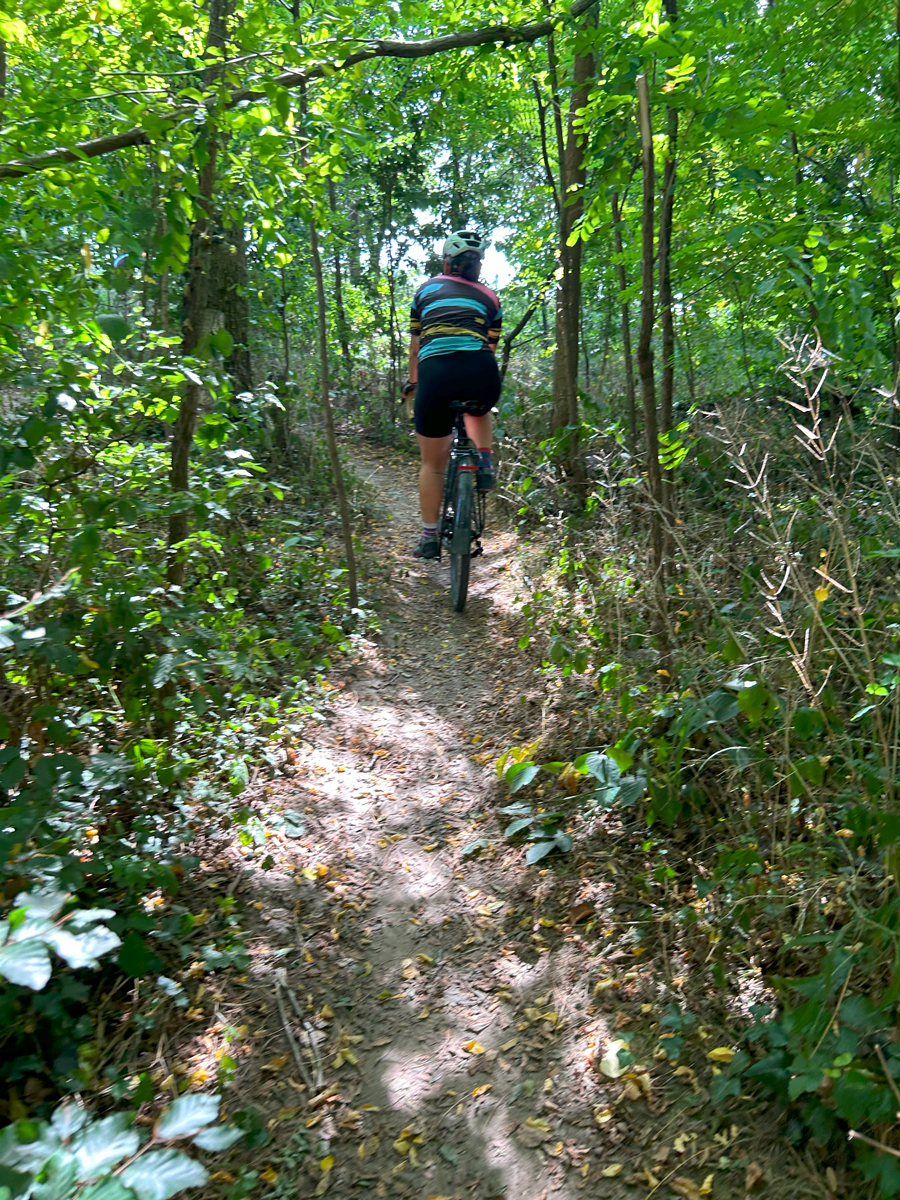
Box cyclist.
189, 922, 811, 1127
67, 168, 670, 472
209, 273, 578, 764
402, 230, 502, 560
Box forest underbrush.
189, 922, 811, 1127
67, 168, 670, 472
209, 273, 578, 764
0, 361, 379, 1134
487, 349, 900, 1195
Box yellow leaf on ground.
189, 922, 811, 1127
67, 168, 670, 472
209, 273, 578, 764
261, 1055, 288, 1072
670, 1180, 702, 1200
464, 1040, 485, 1055
260, 1168, 278, 1184
707, 1047, 734, 1064
601, 1163, 623, 1177
314, 1172, 331, 1197
598, 1039, 628, 1078
320, 1004, 334, 1020
472, 1084, 493, 1097
501, 1037, 519, 1051
525, 1117, 552, 1132
700, 1174, 714, 1195
319, 1156, 334, 1172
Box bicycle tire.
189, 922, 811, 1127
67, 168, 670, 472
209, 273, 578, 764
450, 468, 474, 612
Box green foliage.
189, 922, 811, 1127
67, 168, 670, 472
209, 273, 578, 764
0, 1093, 241, 1200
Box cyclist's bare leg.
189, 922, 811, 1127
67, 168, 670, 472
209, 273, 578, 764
417, 433, 452, 525
463, 411, 492, 450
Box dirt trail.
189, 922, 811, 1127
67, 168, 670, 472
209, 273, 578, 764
194, 445, 811, 1200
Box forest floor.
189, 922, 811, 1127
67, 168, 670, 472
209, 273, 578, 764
177, 443, 827, 1200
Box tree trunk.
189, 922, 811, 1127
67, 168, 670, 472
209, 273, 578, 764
611, 191, 638, 459
636, 73, 667, 644
550, 42, 594, 467
658, 0, 679, 440
309, 216, 359, 608
209, 218, 252, 392
167, 0, 229, 587
328, 179, 353, 396
658, 103, 678, 439
0, 39, 7, 133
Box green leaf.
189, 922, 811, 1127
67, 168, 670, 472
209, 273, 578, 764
504, 817, 533, 838
190, 1125, 244, 1151
96, 315, 130, 342
438, 1144, 458, 1164
80, 1178, 136, 1200
30, 1149, 77, 1200
152, 654, 176, 688
119, 1150, 208, 1200
119, 933, 152, 978
45, 925, 120, 970
72, 1115, 140, 1180
525, 840, 556, 865
461, 838, 489, 859
155, 1095, 220, 1141
228, 760, 250, 795
209, 328, 234, 357
505, 762, 539, 792
280, 809, 305, 838
0, 938, 52, 990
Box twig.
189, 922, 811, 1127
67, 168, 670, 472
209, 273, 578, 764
279, 974, 325, 1089
274, 973, 316, 1090
848, 1129, 900, 1160
875, 1044, 900, 1114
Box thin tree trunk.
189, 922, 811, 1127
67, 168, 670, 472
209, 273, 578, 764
636, 73, 667, 645
611, 190, 638, 458
499, 269, 556, 382
309, 217, 359, 608
658, 105, 678, 439
1, 39, 8, 133
279, 265, 291, 377
298, 64, 358, 608
550, 42, 594, 476
532, 75, 561, 215
167, 0, 229, 586
328, 179, 353, 395
658, 0, 679, 440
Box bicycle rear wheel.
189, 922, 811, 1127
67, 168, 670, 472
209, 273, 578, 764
450, 469, 474, 612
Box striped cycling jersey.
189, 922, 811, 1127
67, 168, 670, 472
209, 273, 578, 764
409, 274, 502, 362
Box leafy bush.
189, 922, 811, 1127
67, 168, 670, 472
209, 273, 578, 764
0, 1092, 243, 1200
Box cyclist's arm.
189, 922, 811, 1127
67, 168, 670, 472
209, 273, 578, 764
408, 334, 419, 384
487, 299, 502, 355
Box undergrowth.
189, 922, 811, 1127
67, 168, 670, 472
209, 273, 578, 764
0, 333, 374, 1130
495, 340, 900, 1196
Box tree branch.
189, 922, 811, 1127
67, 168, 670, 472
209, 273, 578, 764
531, 76, 560, 215
0, 0, 598, 181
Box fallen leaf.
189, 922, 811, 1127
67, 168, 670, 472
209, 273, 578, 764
620, 1078, 641, 1102
525, 1117, 552, 1131
568, 903, 594, 924
501, 1037, 519, 1051
593, 1104, 614, 1126
261, 1055, 288, 1072
314, 1172, 331, 1197
260, 1168, 278, 1184
601, 1163, 623, 1178
745, 1162, 764, 1191
598, 1039, 628, 1079
319, 1156, 334, 1172
472, 1084, 493, 1097
707, 1047, 734, 1064
670, 1178, 703, 1200
463, 1040, 486, 1055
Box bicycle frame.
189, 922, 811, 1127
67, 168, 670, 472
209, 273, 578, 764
439, 407, 486, 559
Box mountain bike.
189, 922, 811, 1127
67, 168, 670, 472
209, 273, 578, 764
439, 402, 487, 613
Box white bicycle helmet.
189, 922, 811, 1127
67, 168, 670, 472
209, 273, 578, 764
442, 230, 488, 260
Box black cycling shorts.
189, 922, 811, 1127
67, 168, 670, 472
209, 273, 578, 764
414, 349, 501, 439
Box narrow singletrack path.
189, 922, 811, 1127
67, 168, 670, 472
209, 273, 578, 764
188, 445, 811, 1200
